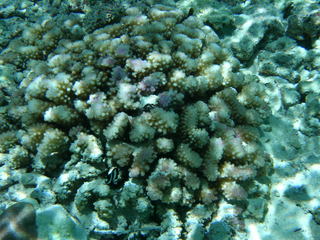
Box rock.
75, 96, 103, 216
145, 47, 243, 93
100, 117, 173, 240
36, 204, 88, 240
0, 202, 37, 240
207, 220, 232, 240
284, 184, 311, 201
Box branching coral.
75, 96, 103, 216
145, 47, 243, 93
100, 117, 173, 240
0, 2, 272, 239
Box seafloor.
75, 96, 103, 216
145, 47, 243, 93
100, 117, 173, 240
0, 0, 319, 239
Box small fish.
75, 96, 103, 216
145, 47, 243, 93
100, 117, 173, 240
143, 104, 156, 112
106, 167, 120, 185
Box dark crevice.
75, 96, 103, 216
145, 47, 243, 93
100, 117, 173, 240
294, 33, 313, 50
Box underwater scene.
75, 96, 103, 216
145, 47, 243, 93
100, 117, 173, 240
0, 0, 319, 239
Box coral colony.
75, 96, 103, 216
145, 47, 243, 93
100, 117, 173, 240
0, 0, 319, 239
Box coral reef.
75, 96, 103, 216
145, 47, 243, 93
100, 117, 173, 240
0, 1, 271, 239
0, 0, 319, 239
